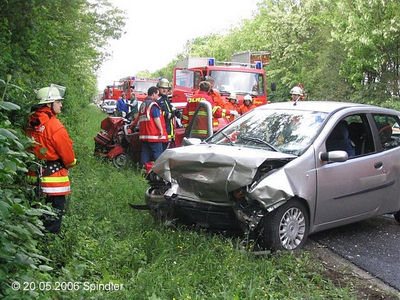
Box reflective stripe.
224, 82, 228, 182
139, 135, 166, 140
182, 115, 189, 120
188, 111, 207, 116
42, 186, 71, 193
41, 176, 69, 183
192, 129, 208, 134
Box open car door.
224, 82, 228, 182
182, 100, 213, 145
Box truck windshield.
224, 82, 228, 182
134, 81, 157, 93
209, 71, 265, 96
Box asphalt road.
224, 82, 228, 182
311, 215, 400, 292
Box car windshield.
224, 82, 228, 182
134, 81, 157, 93
209, 70, 264, 96
106, 100, 116, 106
208, 109, 328, 155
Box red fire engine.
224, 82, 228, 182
172, 51, 270, 109
102, 77, 159, 102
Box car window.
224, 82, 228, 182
208, 109, 328, 155
326, 114, 375, 158
372, 114, 400, 150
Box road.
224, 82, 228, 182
311, 215, 400, 292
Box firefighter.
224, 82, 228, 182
290, 85, 306, 102
239, 94, 256, 115
224, 92, 239, 122
182, 81, 238, 136
136, 86, 168, 165
204, 75, 226, 108
26, 84, 76, 233
156, 78, 179, 150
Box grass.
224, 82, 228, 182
37, 104, 359, 299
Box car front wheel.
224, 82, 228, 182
113, 153, 128, 168
262, 199, 309, 251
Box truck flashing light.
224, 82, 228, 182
208, 58, 215, 66
131, 76, 135, 80
255, 61, 262, 69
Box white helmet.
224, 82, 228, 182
243, 94, 252, 102
290, 86, 303, 96
36, 84, 66, 105
227, 92, 237, 102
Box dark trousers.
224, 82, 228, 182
141, 141, 163, 164
43, 195, 66, 233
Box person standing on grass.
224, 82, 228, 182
134, 86, 168, 165
26, 84, 76, 233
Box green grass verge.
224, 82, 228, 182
37, 104, 356, 299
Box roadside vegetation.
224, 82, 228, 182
1, 0, 400, 299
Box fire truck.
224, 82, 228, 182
118, 76, 159, 101
172, 51, 270, 109
102, 77, 158, 101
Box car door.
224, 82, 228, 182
314, 113, 390, 228
370, 113, 400, 213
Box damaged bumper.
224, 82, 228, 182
145, 144, 298, 233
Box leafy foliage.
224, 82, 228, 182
0, 79, 55, 298
0, 1, 125, 297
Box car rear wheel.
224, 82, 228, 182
262, 199, 309, 251
113, 153, 128, 168
394, 211, 400, 224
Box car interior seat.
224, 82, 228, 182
348, 122, 366, 155
326, 120, 355, 157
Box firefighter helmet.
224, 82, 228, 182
227, 92, 237, 102
36, 84, 66, 105
243, 94, 252, 102
157, 78, 170, 89
290, 86, 303, 96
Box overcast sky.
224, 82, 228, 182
96, 0, 259, 90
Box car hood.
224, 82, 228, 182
152, 144, 296, 204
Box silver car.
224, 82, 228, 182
101, 99, 117, 114
145, 101, 400, 251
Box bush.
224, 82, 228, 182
0, 77, 53, 298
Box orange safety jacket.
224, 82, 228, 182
138, 100, 168, 142
209, 89, 226, 108
224, 101, 239, 122
182, 91, 232, 136
239, 103, 256, 115
26, 106, 76, 196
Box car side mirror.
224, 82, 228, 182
320, 151, 348, 162
270, 82, 276, 92
182, 137, 202, 146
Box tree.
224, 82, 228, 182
331, 0, 400, 101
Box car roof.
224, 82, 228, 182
258, 101, 399, 114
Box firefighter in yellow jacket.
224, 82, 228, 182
26, 84, 76, 233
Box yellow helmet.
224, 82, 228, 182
36, 84, 66, 105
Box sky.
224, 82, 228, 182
96, 0, 259, 90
